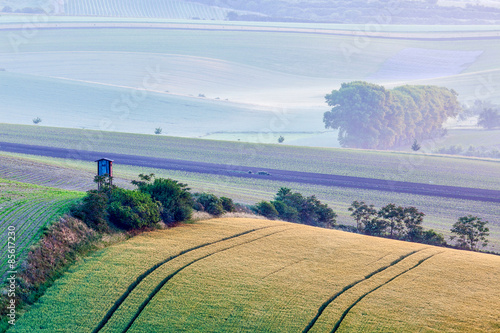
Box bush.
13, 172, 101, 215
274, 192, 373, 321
108, 188, 161, 230
272, 187, 337, 226
133, 175, 193, 225
220, 196, 236, 213
194, 193, 224, 216
254, 201, 279, 219
70, 190, 110, 232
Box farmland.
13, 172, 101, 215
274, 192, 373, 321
0, 17, 500, 143
9, 218, 500, 332
0, 150, 498, 251
0, 178, 84, 280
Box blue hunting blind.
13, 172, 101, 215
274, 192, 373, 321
95, 158, 113, 189
96, 158, 113, 177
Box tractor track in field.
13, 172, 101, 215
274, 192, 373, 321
93, 225, 287, 333
121, 226, 291, 333
330, 252, 442, 333
2, 142, 500, 203
302, 249, 430, 333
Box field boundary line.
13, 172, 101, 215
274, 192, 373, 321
330, 252, 443, 333
302, 248, 427, 333
92, 225, 276, 333
121, 227, 293, 333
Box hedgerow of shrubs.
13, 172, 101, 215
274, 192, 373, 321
254, 187, 337, 227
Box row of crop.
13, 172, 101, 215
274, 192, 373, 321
0, 192, 83, 280
65, 0, 228, 19
0, 167, 92, 192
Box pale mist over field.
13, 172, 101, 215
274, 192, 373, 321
0, 0, 499, 151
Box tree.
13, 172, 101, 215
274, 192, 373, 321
70, 190, 110, 232
378, 204, 406, 238
154, 127, 162, 135
323, 82, 461, 149
278, 136, 285, 143
478, 108, 500, 129
450, 215, 489, 250
411, 139, 421, 151
33, 117, 42, 124
348, 201, 376, 231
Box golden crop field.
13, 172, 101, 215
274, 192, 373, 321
10, 218, 500, 332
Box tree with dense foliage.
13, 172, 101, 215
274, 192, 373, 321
348, 201, 376, 231
478, 108, 500, 129
450, 215, 489, 250
324, 82, 461, 149
132, 174, 193, 225
411, 139, 421, 151
71, 190, 110, 232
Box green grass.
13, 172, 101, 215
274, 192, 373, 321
8, 218, 500, 332
0, 179, 84, 280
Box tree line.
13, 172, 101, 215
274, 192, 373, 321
323, 81, 461, 149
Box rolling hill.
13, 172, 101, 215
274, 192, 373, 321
1, 18, 500, 143
9, 218, 500, 332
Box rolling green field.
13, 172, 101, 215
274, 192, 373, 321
9, 218, 500, 332
0, 17, 499, 141
0, 178, 84, 280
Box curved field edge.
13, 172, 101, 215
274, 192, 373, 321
0, 178, 84, 279
1, 124, 499, 191
9, 218, 500, 332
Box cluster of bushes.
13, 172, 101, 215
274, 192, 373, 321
72, 174, 194, 231
348, 201, 490, 250
434, 145, 500, 159
192, 192, 236, 216
253, 187, 337, 227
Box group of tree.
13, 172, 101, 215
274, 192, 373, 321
323, 81, 461, 149
253, 187, 337, 227
348, 201, 490, 250
478, 108, 500, 129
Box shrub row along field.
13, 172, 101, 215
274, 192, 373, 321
1, 124, 500, 192
0, 179, 84, 279
9, 218, 500, 332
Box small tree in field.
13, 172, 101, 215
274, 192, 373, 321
349, 201, 376, 231
450, 215, 489, 250
411, 139, 421, 151
278, 136, 285, 143
33, 117, 42, 124
154, 127, 162, 135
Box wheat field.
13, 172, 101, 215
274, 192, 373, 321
10, 218, 500, 332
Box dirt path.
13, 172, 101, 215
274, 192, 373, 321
1, 141, 499, 203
